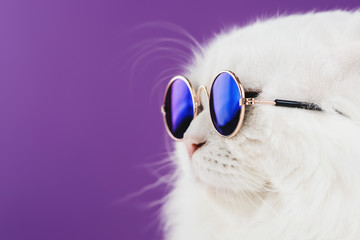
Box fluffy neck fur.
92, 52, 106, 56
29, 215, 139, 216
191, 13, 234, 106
162, 10, 360, 240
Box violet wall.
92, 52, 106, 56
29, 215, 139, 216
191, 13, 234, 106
0, 0, 358, 239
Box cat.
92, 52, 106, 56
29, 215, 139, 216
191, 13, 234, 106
161, 10, 360, 240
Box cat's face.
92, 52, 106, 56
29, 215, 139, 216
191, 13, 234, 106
172, 11, 360, 204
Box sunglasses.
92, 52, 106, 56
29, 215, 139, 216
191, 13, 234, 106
161, 70, 322, 140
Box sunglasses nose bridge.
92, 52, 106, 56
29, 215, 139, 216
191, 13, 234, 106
195, 85, 209, 115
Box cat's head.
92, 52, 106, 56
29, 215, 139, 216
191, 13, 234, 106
168, 10, 360, 207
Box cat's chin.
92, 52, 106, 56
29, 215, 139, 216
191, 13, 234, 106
195, 175, 272, 215
187, 155, 271, 213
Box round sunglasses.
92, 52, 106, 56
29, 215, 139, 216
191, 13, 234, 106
161, 70, 322, 140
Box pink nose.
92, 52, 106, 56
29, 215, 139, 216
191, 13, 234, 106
184, 137, 206, 158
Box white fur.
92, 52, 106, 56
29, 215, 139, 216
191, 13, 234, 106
162, 10, 360, 240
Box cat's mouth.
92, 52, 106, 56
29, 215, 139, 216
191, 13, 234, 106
189, 141, 271, 196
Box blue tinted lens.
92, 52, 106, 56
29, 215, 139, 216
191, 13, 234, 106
164, 78, 194, 139
209, 72, 241, 136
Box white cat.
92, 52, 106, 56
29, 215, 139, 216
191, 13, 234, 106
161, 10, 360, 240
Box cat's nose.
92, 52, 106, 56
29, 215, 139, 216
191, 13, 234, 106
183, 137, 206, 158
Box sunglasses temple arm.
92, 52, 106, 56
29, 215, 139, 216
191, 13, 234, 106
245, 98, 322, 111
274, 99, 322, 111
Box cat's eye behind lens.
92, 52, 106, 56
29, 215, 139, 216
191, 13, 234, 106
164, 76, 195, 140
209, 71, 243, 137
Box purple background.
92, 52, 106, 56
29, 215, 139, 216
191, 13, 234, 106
0, 0, 358, 239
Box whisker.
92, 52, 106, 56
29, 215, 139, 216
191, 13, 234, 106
253, 191, 281, 220
115, 178, 168, 205
240, 170, 279, 193
123, 21, 203, 55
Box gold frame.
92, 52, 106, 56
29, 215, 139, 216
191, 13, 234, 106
210, 70, 246, 138
161, 75, 197, 141
161, 70, 276, 140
